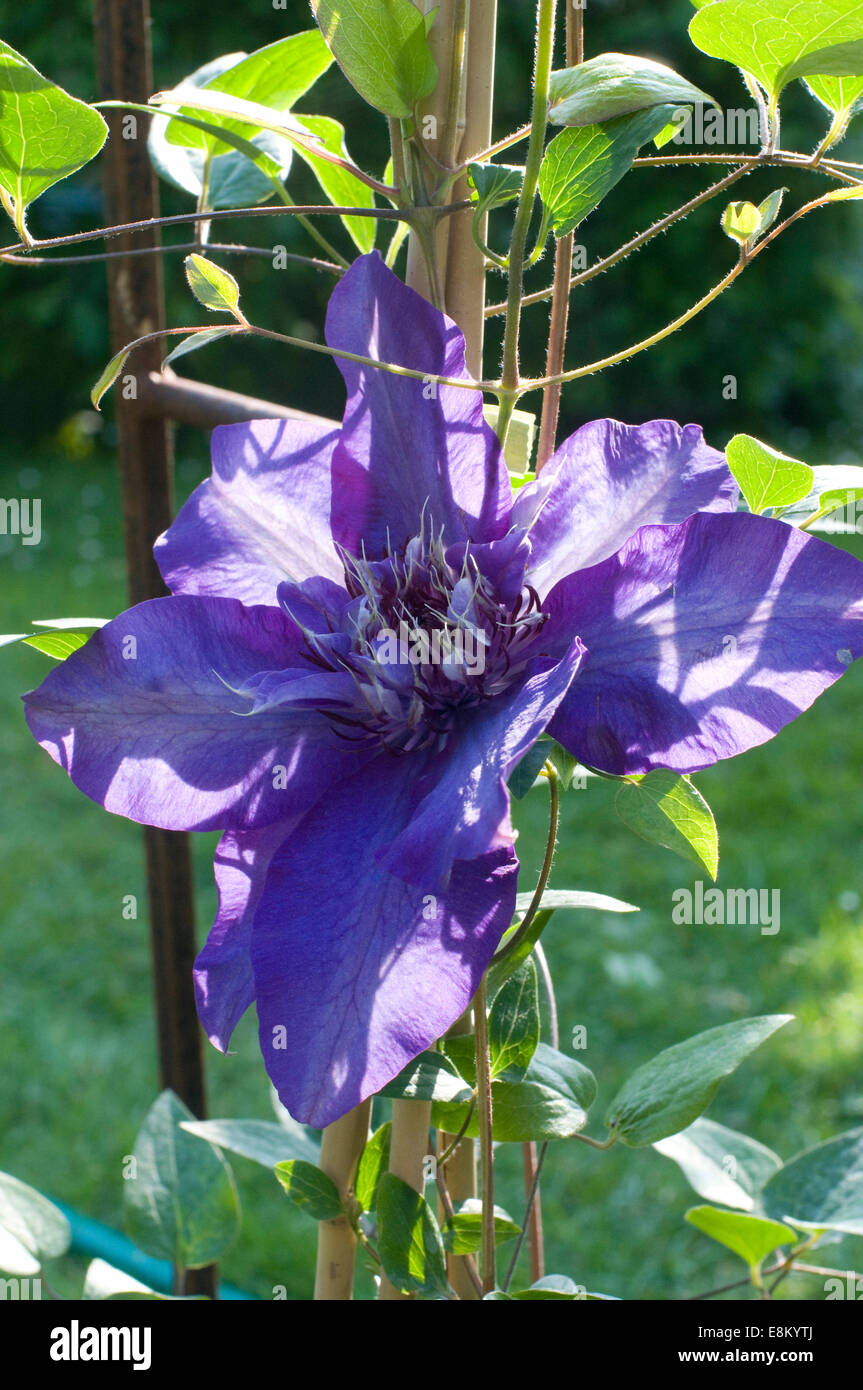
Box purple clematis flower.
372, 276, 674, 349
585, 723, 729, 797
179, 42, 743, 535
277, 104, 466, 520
23, 252, 863, 1127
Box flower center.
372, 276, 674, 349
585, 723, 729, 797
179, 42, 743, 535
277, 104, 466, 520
299, 518, 547, 753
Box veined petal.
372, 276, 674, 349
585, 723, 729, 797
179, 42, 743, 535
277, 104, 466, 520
542, 511, 863, 774
378, 641, 585, 891
23, 595, 367, 831
194, 819, 298, 1052
325, 252, 511, 555
155, 416, 342, 604
515, 419, 738, 599
250, 755, 518, 1127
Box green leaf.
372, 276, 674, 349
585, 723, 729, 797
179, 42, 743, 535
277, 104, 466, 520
153, 85, 314, 157
180, 1117, 320, 1167
442, 1200, 520, 1255
807, 487, 863, 528
163, 33, 332, 155
354, 1123, 391, 1213
0, 39, 107, 233
467, 161, 524, 214
91, 344, 132, 410
488, 958, 540, 1082
546, 741, 579, 790
507, 738, 550, 798
726, 433, 813, 513
514, 888, 639, 916
510, 1287, 580, 1299
379, 1052, 473, 1103
147, 53, 293, 207
805, 73, 863, 115
539, 104, 676, 236
311, 0, 438, 118
761, 1127, 863, 1235
721, 189, 788, 247
163, 326, 242, 369
686, 1205, 794, 1272
22, 631, 91, 660
292, 113, 376, 253
184, 254, 244, 319
689, 1, 863, 103
774, 463, 863, 527
509, 1275, 618, 1299
605, 1015, 792, 1147
653, 115, 681, 150
124, 1090, 241, 1269
487, 888, 638, 995
823, 183, 863, 204
721, 199, 761, 244
439, 1033, 476, 1085
2, 619, 107, 661
615, 771, 719, 879
434, 1043, 597, 1143
376, 1173, 449, 1298
30, 617, 108, 629
0, 1172, 70, 1274
548, 52, 715, 126
653, 1117, 782, 1210
82, 1259, 160, 1301
274, 1160, 343, 1221
753, 187, 786, 235
524, 1043, 598, 1110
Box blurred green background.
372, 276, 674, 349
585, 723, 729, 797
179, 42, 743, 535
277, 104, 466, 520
1, 0, 862, 1300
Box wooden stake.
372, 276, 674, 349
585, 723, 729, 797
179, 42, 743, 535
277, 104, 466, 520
92, 0, 213, 1300
314, 1101, 372, 1300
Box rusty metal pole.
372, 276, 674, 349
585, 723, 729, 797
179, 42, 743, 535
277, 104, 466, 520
92, 0, 215, 1298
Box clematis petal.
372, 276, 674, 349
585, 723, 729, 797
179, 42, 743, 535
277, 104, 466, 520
378, 640, 585, 891
23, 595, 367, 831
249, 754, 518, 1127
515, 418, 738, 599
324, 251, 511, 555
155, 416, 342, 604
194, 819, 298, 1051
542, 511, 863, 774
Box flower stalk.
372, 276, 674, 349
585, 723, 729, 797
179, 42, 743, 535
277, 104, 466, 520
473, 976, 496, 1295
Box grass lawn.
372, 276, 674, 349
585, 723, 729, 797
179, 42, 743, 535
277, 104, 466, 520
2, 442, 862, 1300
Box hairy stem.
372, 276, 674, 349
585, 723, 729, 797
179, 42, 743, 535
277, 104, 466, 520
474, 977, 495, 1294
493, 763, 559, 969
528, 257, 745, 390
457, 122, 531, 173
0, 242, 343, 272
488, 162, 754, 318
812, 108, 852, 165
0, 200, 467, 262
435, 1161, 483, 1298
503, 1141, 549, 1290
